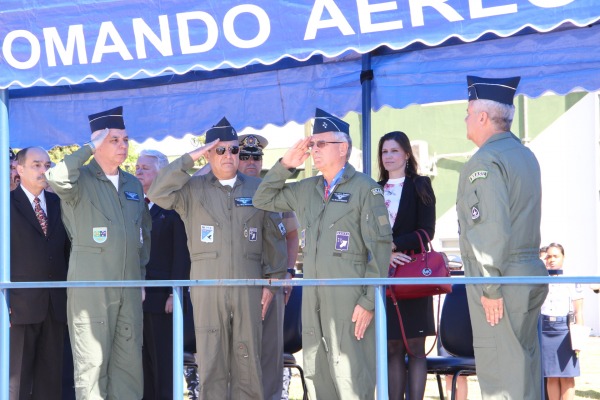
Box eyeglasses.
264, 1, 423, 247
214, 146, 240, 155
308, 140, 343, 149
239, 154, 262, 161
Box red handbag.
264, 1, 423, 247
386, 229, 452, 300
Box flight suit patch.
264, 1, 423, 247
471, 206, 481, 222
248, 227, 257, 242
93, 227, 107, 243
278, 222, 287, 237
124, 191, 140, 201
330, 192, 351, 203
468, 170, 488, 183
201, 225, 214, 243
234, 197, 253, 207
371, 188, 383, 196
335, 231, 350, 251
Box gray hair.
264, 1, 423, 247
139, 149, 169, 169
471, 99, 515, 132
332, 131, 352, 161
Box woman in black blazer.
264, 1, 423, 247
377, 131, 436, 400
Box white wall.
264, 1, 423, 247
530, 93, 600, 335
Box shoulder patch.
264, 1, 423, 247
371, 188, 384, 196
468, 170, 488, 183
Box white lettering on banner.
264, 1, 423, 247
133, 15, 173, 59
92, 21, 133, 63
43, 25, 87, 67
469, 0, 517, 19
3, 30, 40, 70
409, 0, 464, 27
304, 0, 355, 40
176, 11, 219, 54
223, 5, 270, 49
528, 0, 575, 7
357, 0, 403, 33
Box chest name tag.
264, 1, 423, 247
330, 192, 351, 203
235, 197, 253, 207
468, 170, 488, 183
248, 227, 258, 242
335, 231, 350, 252
93, 227, 107, 244
201, 225, 214, 243
124, 191, 140, 201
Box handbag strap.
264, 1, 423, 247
416, 229, 435, 252
390, 291, 441, 359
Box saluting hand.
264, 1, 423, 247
481, 296, 504, 326
188, 139, 220, 162
90, 128, 110, 152
281, 138, 311, 169
352, 304, 373, 340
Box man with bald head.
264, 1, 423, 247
10, 147, 70, 400
46, 106, 151, 400
149, 117, 287, 399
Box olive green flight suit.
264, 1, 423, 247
46, 145, 151, 400
147, 154, 287, 400
253, 162, 392, 400
456, 132, 549, 400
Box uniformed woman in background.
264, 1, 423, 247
377, 131, 436, 400
541, 243, 584, 400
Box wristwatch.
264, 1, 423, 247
287, 268, 296, 278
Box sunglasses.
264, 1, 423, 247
214, 146, 240, 155
239, 154, 262, 161
308, 140, 344, 149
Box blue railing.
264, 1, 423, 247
1, 275, 599, 400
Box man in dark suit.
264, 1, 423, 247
10, 147, 70, 400
136, 149, 193, 400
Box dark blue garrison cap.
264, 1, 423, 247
88, 106, 125, 133
206, 117, 238, 142
467, 76, 521, 106
312, 108, 350, 135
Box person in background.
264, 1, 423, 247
9, 147, 70, 400
148, 117, 288, 399
541, 243, 583, 400
456, 76, 548, 399
377, 131, 436, 400
237, 133, 299, 400
46, 106, 151, 400
253, 108, 392, 399
9, 147, 20, 190
136, 149, 194, 400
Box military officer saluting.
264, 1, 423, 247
148, 117, 288, 400
456, 76, 549, 399
253, 108, 392, 400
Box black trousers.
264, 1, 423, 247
9, 311, 65, 400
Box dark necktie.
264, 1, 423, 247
144, 197, 150, 204
34, 197, 48, 236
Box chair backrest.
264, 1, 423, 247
283, 283, 302, 354
439, 284, 474, 358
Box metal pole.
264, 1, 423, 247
172, 286, 184, 399
375, 285, 388, 399
361, 53, 373, 176
0, 89, 10, 400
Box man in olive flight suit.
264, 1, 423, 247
456, 76, 548, 399
253, 108, 392, 400
46, 106, 151, 400
148, 117, 287, 400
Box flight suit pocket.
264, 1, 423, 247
466, 190, 481, 225
235, 341, 251, 385
332, 321, 351, 379
301, 327, 318, 375
116, 322, 133, 341
196, 326, 219, 364
472, 335, 497, 381
73, 317, 106, 372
